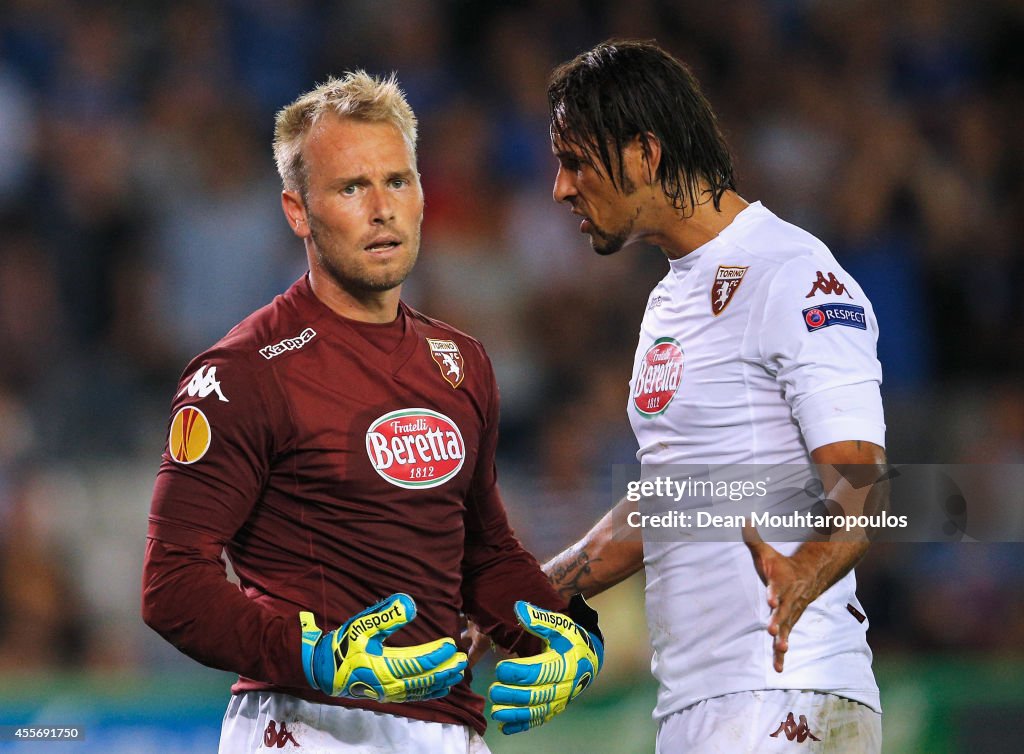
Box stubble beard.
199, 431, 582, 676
308, 212, 421, 294
587, 174, 637, 256
589, 217, 632, 256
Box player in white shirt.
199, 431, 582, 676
542, 41, 887, 752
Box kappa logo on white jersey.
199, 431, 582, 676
177, 365, 229, 403
711, 265, 748, 315
427, 339, 465, 388
805, 271, 853, 299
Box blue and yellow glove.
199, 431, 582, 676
300, 593, 467, 702
488, 594, 604, 734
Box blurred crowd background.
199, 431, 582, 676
0, 0, 1022, 750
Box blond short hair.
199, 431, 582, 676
273, 70, 418, 194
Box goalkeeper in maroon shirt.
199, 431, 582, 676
142, 71, 603, 753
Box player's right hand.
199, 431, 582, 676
300, 593, 467, 702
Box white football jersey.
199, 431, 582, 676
628, 202, 885, 719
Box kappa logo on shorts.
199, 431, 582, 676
426, 338, 465, 388
711, 265, 748, 315
846, 603, 867, 623
168, 406, 211, 464
803, 303, 867, 332
769, 712, 821, 743
263, 720, 300, 748
177, 364, 229, 402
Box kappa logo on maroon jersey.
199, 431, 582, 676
426, 338, 465, 388
805, 271, 853, 299
260, 328, 317, 359
178, 364, 229, 402
263, 720, 300, 748
769, 712, 821, 743
711, 265, 748, 315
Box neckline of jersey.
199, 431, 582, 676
668, 200, 767, 276
292, 274, 421, 367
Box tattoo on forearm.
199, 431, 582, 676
548, 550, 601, 599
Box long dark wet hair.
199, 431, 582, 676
548, 40, 736, 214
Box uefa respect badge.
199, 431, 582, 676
802, 303, 867, 332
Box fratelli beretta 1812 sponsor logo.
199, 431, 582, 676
633, 337, 684, 418
365, 408, 466, 488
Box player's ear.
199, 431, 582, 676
282, 190, 311, 239
638, 132, 661, 185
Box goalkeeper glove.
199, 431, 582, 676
488, 594, 604, 734
300, 593, 467, 703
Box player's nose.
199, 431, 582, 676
369, 185, 395, 225
552, 164, 577, 204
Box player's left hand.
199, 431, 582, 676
488, 595, 604, 735
742, 524, 819, 673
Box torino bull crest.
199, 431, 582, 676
426, 339, 465, 388
711, 265, 748, 315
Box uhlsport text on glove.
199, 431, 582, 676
300, 593, 467, 702
488, 594, 604, 734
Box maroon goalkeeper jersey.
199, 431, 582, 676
142, 274, 565, 735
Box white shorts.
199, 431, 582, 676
656, 690, 881, 754
219, 691, 492, 754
